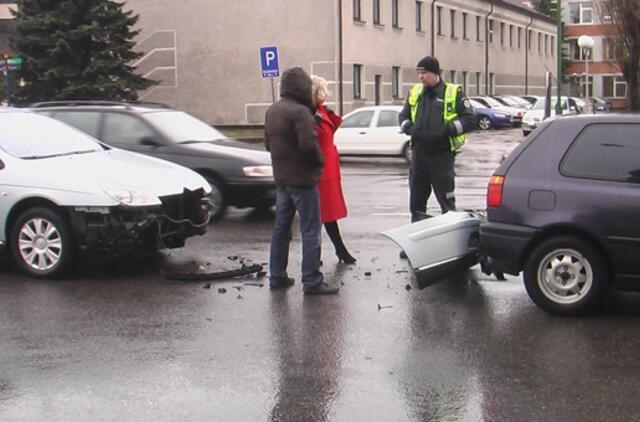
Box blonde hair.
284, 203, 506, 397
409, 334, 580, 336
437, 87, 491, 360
311, 75, 330, 99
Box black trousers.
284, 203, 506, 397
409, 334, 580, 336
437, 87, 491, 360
409, 148, 456, 222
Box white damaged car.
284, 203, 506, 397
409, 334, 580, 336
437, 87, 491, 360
0, 109, 211, 278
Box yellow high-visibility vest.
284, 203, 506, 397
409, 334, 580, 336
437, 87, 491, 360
408, 82, 466, 152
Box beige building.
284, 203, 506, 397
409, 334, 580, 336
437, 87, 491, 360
124, 0, 557, 124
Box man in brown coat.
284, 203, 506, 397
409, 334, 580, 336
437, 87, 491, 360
264, 67, 339, 295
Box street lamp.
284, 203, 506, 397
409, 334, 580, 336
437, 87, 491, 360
578, 35, 594, 113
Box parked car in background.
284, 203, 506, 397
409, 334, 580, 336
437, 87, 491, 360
490, 95, 531, 110
0, 109, 211, 278
334, 105, 411, 162
521, 96, 582, 136
519, 95, 544, 106
31, 101, 275, 222
591, 96, 612, 112
470, 96, 524, 127
481, 114, 640, 315
469, 99, 512, 130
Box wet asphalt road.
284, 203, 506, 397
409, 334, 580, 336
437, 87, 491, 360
3, 129, 640, 421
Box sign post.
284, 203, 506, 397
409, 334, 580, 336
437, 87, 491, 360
259, 46, 279, 103
1, 56, 22, 105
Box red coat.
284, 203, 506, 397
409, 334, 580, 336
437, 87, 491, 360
315, 105, 347, 223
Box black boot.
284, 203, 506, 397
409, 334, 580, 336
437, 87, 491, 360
324, 221, 356, 264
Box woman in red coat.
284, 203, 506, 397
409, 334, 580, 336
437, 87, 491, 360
311, 76, 356, 264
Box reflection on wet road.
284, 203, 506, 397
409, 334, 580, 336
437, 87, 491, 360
3, 129, 640, 420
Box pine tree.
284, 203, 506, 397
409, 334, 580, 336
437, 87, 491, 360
531, 0, 555, 16
10, 0, 155, 104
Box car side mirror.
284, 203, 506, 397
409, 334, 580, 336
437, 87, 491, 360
140, 136, 160, 147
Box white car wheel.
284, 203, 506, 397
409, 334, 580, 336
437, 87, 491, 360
524, 236, 607, 316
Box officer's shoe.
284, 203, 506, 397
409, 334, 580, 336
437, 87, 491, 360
303, 282, 339, 295
269, 277, 295, 289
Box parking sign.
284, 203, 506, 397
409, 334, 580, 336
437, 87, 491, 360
260, 46, 279, 78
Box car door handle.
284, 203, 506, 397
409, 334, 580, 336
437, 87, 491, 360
359, 131, 367, 135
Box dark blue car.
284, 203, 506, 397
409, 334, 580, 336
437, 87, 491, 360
469, 99, 512, 130
480, 114, 640, 315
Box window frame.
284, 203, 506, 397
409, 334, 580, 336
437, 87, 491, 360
373, 0, 381, 25
450, 9, 456, 39
415, 0, 423, 31
392, 0, 400, 28
353, 64, 364, 99
353, 0, 363, 21
392, 66, 401, 99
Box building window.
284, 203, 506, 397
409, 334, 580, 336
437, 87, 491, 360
415, 1, 423, 31
603, 75, 627, 98
476, 16, 481, 42
462, 71, 468, 92
437, 6, 443, 35
488, 19, 494, 43
450, 70, 456, 83
392, 0, 400, 28
551, 35, 555, 56
603, 38, 622, 60
450, 9, 456, 38
518, 27, 522, 49
489, 73, 495, 94
569, 2, 593, 24
528, 29, 532, 50
544, 34, 549, 55
569, 38, 591, 61
353, 64, 363, 99
500, 22, 505, 46
537, 32, 542, 53
462, 13, 468, 40
476, 72, 481, 95
509, 25, 513, 47
373, 0, 381, 24
353, 0, 362, 21
392, 66, 401, 98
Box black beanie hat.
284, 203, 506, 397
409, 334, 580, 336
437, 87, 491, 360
416, 56, 440, 74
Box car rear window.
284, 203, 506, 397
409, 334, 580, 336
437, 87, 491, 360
377, 110, 399, 127
341, 111, 374, 128
561, 123, 640, 183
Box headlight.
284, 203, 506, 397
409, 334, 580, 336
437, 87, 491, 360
495, 113, 506, 118
99, 181, 161, 207
242, 165, 273, 177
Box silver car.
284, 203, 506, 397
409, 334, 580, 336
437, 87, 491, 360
0, 110, 211, 278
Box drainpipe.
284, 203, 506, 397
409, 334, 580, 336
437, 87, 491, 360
485, 0, 494, 94
430, 0, 436, 55
337, 0, 344, 115
525, 13, 533, 95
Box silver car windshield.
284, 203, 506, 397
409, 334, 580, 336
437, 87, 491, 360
532, 99, 567, 111
0, 112, 103, 159
145, 111, 227, 143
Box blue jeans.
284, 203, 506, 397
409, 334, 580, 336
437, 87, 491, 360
269, 185, 324, 289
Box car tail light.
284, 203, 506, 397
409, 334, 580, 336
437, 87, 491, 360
487, 175, 505, 207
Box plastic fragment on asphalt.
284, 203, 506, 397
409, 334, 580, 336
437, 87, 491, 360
165, 263, 263, 281
218, 288, 227, 293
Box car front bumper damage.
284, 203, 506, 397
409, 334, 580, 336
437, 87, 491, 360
70, 188, 211, 254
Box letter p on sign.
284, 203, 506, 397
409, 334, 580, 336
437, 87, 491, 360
260, 46, 279, 78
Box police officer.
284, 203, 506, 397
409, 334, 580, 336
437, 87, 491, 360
399, 56, 475, 224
